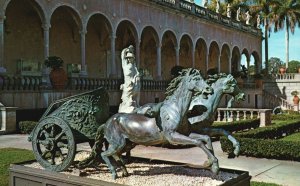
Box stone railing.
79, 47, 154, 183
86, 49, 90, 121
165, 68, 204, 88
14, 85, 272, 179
274, 73, 296, 81
150, 0, 261, 36
0, 75, 169, 91
216, 108, 272, 127
263, 90, 294, 111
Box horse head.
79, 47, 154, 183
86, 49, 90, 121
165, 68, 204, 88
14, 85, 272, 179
221, 74, 245, 102
183, 68, 213, 96
165, 68, 213, 100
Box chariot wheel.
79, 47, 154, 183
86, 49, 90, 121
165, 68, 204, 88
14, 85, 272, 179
31, 116, 76, 171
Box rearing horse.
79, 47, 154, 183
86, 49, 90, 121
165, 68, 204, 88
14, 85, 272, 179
96, 68, 216, 179
187, 73, 245, 157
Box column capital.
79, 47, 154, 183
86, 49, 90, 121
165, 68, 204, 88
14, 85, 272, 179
42, 23, 51, 30
175, 46, 180, 52
110, 33, 116, 39
79, 29, 87, 35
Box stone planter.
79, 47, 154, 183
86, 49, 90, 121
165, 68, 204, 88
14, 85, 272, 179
50, 68, 68, 89
10, 158, 251, 186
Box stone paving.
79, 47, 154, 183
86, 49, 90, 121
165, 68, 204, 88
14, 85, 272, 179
1, 134, 300, 186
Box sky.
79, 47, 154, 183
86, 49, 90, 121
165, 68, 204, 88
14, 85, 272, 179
194, 0, 300, 64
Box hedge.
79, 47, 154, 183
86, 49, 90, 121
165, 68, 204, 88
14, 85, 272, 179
220, 117, 300, 160
212, 119, 260, 133
221, 137, 300, 161
19, 121, 38, 134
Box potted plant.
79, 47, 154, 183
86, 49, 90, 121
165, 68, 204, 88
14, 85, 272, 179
291, 90, 299, 105
279, 66, 286, 74
45, 56, 68, 89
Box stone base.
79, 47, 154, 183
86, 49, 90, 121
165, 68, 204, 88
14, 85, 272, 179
10, 158, 251, 186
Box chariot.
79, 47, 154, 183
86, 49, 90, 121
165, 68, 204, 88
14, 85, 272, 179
28, 87, 110, 171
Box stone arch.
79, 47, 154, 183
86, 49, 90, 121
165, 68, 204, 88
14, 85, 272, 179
195, 38, 207, 75
231, 46, 241, 74
251, 51, 261, 74
208, 41, 220, 73
161, 30, 177, 80
50, 6, 82, 68
50, 4, 82, 31
86, 13, 112, 78
241, 48, 251, 75
140, 26, 159, 80
220, 43, 230, 73
115, 20, 138, 78
4, 0, 45, 74
115, 19, 138, 51
179, 34, 193, 68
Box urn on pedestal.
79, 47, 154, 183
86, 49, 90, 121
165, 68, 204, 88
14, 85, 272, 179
44, 56, 68, 89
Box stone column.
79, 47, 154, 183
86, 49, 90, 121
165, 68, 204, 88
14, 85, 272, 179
205, 53, 209, 75
79, 30, 87, 77
175, 46, 180, 66
41, 23, 51, 87
135, 39, 140, 68
259, 109, 272, 127
217, 53, 221, 73
192, 47, 195, 68
156, 43, 162, 79
110, 33, 117, 77
42, 23, 50, 60
0, 16, 6, 73
228, 52, 232, 73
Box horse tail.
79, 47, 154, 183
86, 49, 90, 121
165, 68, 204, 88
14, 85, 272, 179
77, 124, 106, 169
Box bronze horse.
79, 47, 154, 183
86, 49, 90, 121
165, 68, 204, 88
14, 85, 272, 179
94, 68, 216, 179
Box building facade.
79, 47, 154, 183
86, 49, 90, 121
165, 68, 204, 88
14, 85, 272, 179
0, 0, 262, 79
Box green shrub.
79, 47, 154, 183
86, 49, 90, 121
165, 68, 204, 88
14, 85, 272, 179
212, 119, 260, 133
19, 121, 37, 134
221, 136, 300, 161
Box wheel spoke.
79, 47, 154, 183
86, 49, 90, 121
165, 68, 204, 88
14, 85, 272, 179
42, 150, 51, 158
55, 131, 65, 141
51, 152, 56, 165
57, 149, 65, 161
50, 125, 55, 137
40, 130, 50, 138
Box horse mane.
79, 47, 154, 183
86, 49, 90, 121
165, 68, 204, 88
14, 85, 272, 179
165, 68, 202, 99
206, 73, 228, 85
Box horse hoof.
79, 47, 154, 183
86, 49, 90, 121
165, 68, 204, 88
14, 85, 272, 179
122, 172, 129, 177
234, 147, 240, 157
203, 160, 212, 168
211, 164, 219, 175
112, 173, 118, 180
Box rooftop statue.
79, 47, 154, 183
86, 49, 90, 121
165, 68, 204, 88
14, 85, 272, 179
216, 0, 220, 13
81, 70, 245, 179
245, 11, 251, 25
257, 15, 261, 29
236, 7, 241, 21
227, 4, 232, 18
202, 0, 208, 8
118, 45, 141, 113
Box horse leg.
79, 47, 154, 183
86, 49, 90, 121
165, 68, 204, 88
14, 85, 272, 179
164, 131, 219, 174
201, 128, 240, 156
113, 155, 129, 177
101, 136, 127, 179
101, 145, 119, 179
189, 133, 214, 167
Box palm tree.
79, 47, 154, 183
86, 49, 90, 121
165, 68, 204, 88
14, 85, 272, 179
273, 0, 300, 69
250, 0, 280, 74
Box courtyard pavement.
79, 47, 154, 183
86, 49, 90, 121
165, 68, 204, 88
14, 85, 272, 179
1, 134, 300, 186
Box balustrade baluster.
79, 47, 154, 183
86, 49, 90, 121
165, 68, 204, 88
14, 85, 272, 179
250, 111, 253, 119
243, 111, 247, 120
236, 111, 240, 121
222, 111, 227, 122
229, 111, 234, 122
217, 110, 221, 121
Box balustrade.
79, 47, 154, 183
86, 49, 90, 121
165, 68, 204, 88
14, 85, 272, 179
216, 108, 271, 127
150, 0, 261, 36
0, 74, 169, 91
